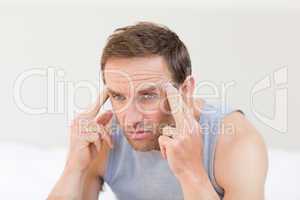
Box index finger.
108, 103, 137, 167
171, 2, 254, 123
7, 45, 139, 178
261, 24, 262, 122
83, 87, 109, 118
163, 82, 190, 127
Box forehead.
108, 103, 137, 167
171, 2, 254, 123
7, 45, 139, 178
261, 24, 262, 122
103, 56, 172, 93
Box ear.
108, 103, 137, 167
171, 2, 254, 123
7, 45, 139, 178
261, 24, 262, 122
179, 75, 195, 108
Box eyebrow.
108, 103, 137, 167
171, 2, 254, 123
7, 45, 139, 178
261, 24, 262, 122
106, 85, 159, 96
137, 85, 158, 94
107, 88, 123, 96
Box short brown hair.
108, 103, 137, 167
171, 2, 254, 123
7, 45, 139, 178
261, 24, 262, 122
100, 22, 192, 85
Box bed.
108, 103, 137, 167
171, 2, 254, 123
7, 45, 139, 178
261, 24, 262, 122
1, 142, 299, 200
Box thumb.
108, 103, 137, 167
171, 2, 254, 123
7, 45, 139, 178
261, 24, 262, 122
96, 110, 114, 149
96, 110, 113, 125
158, 135, 173, 160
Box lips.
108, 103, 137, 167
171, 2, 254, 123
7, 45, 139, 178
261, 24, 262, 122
128, 130, 153, 140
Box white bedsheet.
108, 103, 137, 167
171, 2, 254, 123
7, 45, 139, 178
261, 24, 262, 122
0, 142, 299, 200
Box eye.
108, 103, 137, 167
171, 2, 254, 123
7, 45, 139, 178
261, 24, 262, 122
140, 93, 159, 101
111, 94, 126, 101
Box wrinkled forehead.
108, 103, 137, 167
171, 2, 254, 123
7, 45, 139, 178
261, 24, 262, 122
103, 56, 172, 94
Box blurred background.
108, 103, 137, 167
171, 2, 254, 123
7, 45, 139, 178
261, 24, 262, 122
0, 0, 299, 199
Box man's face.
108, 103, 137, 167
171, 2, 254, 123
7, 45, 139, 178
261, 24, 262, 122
104, 56, 175, 151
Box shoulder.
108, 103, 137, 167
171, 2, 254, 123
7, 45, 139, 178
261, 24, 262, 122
214, 111, 268, 192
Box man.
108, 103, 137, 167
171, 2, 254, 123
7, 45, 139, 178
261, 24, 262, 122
48, 22, 268, 200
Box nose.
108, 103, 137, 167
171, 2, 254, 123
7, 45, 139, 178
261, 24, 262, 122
124, 102, 143, 130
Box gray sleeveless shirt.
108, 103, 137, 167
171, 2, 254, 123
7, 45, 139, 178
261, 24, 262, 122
103, 102, 242, 200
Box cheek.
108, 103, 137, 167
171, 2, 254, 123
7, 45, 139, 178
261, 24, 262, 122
143, 108, 170, 125
140, 97, 171, 123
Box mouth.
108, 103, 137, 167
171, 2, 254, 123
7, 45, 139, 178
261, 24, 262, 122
128, 130, 153, 140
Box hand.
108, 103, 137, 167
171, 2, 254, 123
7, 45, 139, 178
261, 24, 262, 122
65, 88, 113, 172
158, 82, 204, 181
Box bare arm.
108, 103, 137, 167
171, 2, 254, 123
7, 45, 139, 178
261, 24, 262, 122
176, 112, 268, 200
47, 142, 110, 200
82, 174, 103, 200
47, 90, 112, 200
81, 144, 110, 200
47, 167, 100, 200
216, 112, 268, 200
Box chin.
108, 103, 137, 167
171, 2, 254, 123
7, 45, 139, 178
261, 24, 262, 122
127, 138, 159, 152
124, 131, 161, 152
132, 146, 153, 152
130, 142, 155, 152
